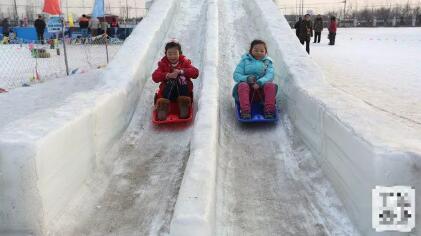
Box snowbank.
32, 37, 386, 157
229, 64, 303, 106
170, 1, 219, 236
0, 0, 179, 234
249, 0, 421, 235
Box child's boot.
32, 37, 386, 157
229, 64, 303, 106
177, 96, 191, 119
263, 83, 277, 119
238, 82, 251, 119
156, 98, 170, 121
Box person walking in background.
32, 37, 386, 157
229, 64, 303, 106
328, 16, 337, 45
313, 14, 323, 43
1, 18, 10, 37
99, 20, 108, 35
110, 18, 119, 38
299, 14, 313, 54
89, 17, 99, 37
78, 14, 89, 40
294, 17, 302, 40
34, 15, 46, 44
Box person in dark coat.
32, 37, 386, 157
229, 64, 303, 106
328, 16, 337, 45
110, 18, 119, 38
294, 17, 302, 39
313, 14, 323, 43
299, 14, 313, 54
78, 14, 90, 38
1, 18, 10, 37
34, 15, 46, 44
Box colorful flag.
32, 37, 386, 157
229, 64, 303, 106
68, 15, 74, 27
43, 0, 62, 15
92, 0, 105, 18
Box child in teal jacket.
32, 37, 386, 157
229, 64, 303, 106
233, 39, 277, 119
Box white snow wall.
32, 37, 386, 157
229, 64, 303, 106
250, 0, 421, 235
0, 0, 179, 234
170, 0, 219, 236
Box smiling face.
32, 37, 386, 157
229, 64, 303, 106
166, 47, 180, 64
251, 44, 267, 60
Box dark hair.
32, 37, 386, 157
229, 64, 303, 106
82, 14, 86, 17
165, 41, 183, 54
249, 39, 267, 54
331, 16, 336, 21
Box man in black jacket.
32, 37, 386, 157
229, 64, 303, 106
294, 17, 302, 39
299, 14, 313, 54
34, 15, 46, 44
1, 18, 10, 37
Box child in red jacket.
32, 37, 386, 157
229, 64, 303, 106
152, 41, 199, 120
328, 16, 337, 45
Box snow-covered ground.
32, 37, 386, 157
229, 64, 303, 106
312, 27, 421, 127
0, 43, 121, 90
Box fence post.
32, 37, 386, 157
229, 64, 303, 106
105, 34, 109, 64
392, 16, 396, 26
353, 17, 358, 27
412, 15, 416, 27
373, 17, 377, 27
61, 16, 70, 76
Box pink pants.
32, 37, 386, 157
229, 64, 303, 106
238, 82, 276, 113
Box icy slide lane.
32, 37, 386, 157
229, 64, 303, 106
50, 0, 208, 234
51, 0, 360, 235
214, 0, 358, 235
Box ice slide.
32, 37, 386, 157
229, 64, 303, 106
51, 0, 357, 235
50, 0, 209, 235
5, 0, 419, 235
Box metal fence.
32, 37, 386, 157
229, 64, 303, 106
286, 15, 421, 28
0, 33, 123, 90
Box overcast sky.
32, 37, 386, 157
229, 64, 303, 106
1, 0, 420, 18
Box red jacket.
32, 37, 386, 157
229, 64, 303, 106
152, 55, 199, 96
328, 20, 337, 33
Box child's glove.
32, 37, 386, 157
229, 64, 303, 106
166, 72, 179, 80
247, 75, 257, 84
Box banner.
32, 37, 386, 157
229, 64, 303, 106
42, 0, 62, 15
47, 16, 62, 33
92, 0, 105, 18
68, 15, 74, 27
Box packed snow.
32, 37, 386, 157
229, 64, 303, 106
312, 27, 421, 127
50, 0, 207, 234
214, 0, 358, 235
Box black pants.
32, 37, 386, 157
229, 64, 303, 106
329, 32, 336, 45
163, 79, 189, 101
300, 38, 310, 54
314, 32, 321, 43
36, 30, 44, 44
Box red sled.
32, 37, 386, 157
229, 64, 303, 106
152, 89, 194, 125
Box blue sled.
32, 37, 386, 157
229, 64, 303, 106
235, 101, 279, 123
